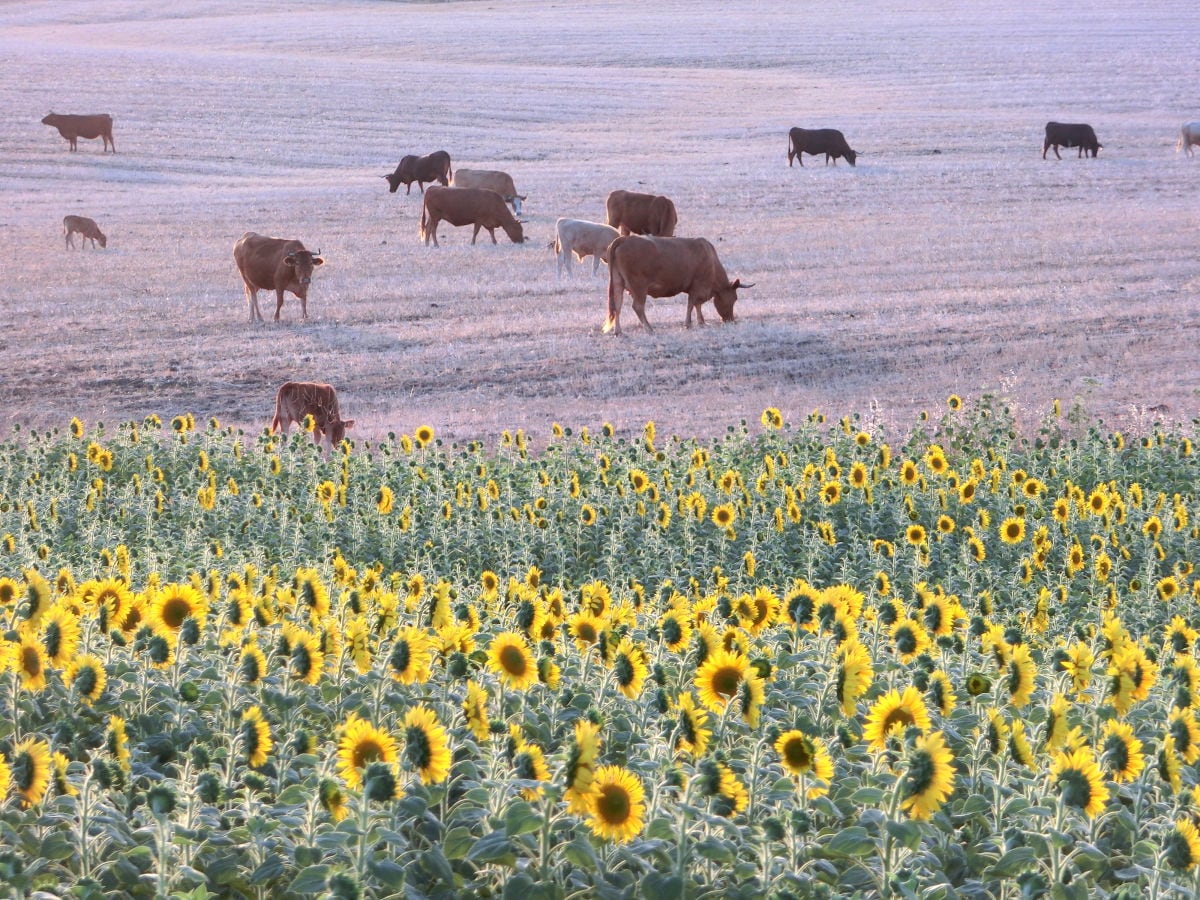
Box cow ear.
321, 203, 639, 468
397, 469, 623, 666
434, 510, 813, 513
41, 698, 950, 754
731, 279, 741, 289
343, 420, 355, 429
311, 257, 324, 266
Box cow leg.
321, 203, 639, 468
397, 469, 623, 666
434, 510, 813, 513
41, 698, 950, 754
1053, 146, 1062, 160
274, 289, 286, 322
631, 292, 653, 332
300, 294, 308, 321
245, 286, 261, 323
488, 228, 498, 245
592, 253, 601, 276
430, 219, 440, 247
471, 224, 481, 245
406, 182, 413, 195
65, 231, 74, 250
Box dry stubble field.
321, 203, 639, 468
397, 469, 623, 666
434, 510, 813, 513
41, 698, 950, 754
3, 0, 1199, 444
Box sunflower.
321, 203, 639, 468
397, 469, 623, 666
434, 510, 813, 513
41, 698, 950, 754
863, 687, 932, 750
611, 638, 648, 700
905, 524, 927, 547
242, 706, 273, 768
564, 720, 603, 814
760, 407, 784, 429
11, 632, 48, 692
899, 731, 956, 821
388, 625, 433, 685
1087, 489, 1109, 517
1044, 694, 1072, 751
414, 425, 435, 447
1161, 735, 1184, 793
1050, 746, 1109, 819
151, 582, 209, 633
1099, 720, 1145, 783
568, 610, 606, 653
239, 640, 267, 685
376, 485, 395, 515
0, 576, 19, 608
659, 609, 693, 653
337, 715, 399, 790
737, 671, 766, 728
711, 503, 737, 529
1107, 644, 1157, 715
928, 670, 957, 717
18, 570, 52, 627
512, 736, 551, 800
1005, 644, 1037, 708
53, 751, 76, 798
891, 617, 931, 664
580, 504, 597, 526
319, 777, 350, 823
1166, 819, 1200, 871
289, 629, 324, 685
1009, 721, 1035, 768
711, 761, 749, 817
836, 640, 874, 716
38, 604, 81, 667
480, 570, 501, 600
64, 653, 107, 704
981, 708, 1009, 755
999, 517, 1026, 545
403, 705, 451, 785
775, 730, 834, 796
672, 692, 711, 758
586, 766, 645, 843
899, 460, 919, 484
6, 737, 51, 809
463, 681, 491, 743
1169, 709, 1200, 765
107, 715, 131, 772
695, 648, 751, 712
1061, 642, 1094, 694
487, 631, 538, 691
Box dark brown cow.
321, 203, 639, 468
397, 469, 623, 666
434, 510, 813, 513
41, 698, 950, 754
233, 232, 324, 323
270, 382, 354, 451
42, 113, 115, 152
1043, 122, 1102, 159
787, 128, 857, 166
63, 215, 107, 249
605, 190, 678, 237
603, 235, 752, 336
419, 186, 526, 246
384, 151, 452, 194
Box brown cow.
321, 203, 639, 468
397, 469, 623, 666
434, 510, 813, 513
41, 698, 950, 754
603, 235, 752, 336
42, 113, 115, 152
270, 382, 354, 451
233, 232, 324, 323
384, 151, 452, 194
605, 190, 678, 237
419, 186, 526, 246
63, 215, 107, 249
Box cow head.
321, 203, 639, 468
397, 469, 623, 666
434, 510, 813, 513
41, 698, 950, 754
504, 220, 527, 244
383, 172, 403, 193
96, 232, 108, 248
844, 148, 858, 166
285, 250, 324, 288
713, 279, 754, 323
325, 418, 355, 447
41, 113, 56, 125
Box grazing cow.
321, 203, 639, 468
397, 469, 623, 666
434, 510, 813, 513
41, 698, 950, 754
787, 127, 858, 167
1177, 122, 1200, 157
232, 232, 324, 323
605, 190, 678, 237
553, 218, 619, 278
603, 235, 752, 336
41, 113, 115, 152
384, 151, 452, 194
270, 382, 354, 452
1043, 122, 1102, 159
419, 186, 526, 246
451, 168, 527, 214
63, 215, 107, 249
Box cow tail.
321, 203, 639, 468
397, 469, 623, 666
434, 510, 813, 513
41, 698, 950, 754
1178, 129, 1185, 153
270, 396, 283, 433
419, 201, 427, 241
603, 244, 622, 333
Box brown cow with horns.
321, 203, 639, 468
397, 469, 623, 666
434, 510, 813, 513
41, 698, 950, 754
233, 233, 325, 323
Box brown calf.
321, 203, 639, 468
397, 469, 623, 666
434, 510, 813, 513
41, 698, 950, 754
64, 215, 107, 249
270, 382, 354, 451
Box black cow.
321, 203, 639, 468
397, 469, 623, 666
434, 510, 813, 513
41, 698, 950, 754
787, 127, 858, 167
1043, 122, 1102, 159
384, 151, 452, 194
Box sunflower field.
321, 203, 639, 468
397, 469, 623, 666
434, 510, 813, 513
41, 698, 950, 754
1, 398, 1199, 898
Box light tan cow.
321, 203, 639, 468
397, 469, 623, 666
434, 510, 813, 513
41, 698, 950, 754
553, 218, 618, 278
451, 168, 526, 214
64, 215, 107, 249
270, 382, 354, 451
1178, 122, 1200, 157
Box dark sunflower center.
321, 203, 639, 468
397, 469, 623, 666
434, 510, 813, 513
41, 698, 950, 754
577, 623, 597, 643
615, 655, 635, 687
1165, 828, 1198, 870
516, 600, 536, 631
514, 751, 538, 780
1102, 734, 1130, 774
390, 640, 411, 674
354, 739, 385, 769
242, 652, 262, 683
924, 606, 942, 633
291, 644, 313, 677
43, 622, 63, 658
1171, 719, 1192, 753
711, 666, 742, 699
148, 635, 172, 665
783, 737, 813, 771
896, 627, 918, 655
244, 721, 261, 757
596, 784, 631, 825
75, 665, 98, 697
662, 618, 683, 646
902, 749, 935, 797
21, 646, 42, 677
12, 751, 34, 790
882, 708, 916, 733
405, 726, 432, 770
1058, 767, 1093, 810
500, 645, 528, 677
161, 597, 191, 629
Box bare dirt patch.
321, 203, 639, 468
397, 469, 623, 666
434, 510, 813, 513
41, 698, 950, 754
4, 0, 1199, 444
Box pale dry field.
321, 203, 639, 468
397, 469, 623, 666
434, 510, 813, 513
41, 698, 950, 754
3, 0, 1199, 444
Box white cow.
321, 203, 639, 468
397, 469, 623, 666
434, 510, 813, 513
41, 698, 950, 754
553, 218, 619, 279
450, 168, 526, 214
1178, 122, 1200, 158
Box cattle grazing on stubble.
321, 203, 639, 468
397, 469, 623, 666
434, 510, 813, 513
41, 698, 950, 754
787, 127, 858, 167
384, 151, 453, 194
1043, 122, 1102, 159
553, 218, 619, 279
451, 169, 527, 214
63, 215, 107, 249
605, 190, 678, 237
1177, 122, 1200, 158
42, 113, 115, 153
419, 186, 526, 246
603, 235, 752, 336
233, 233, 325, 323
270, 382, 354, 452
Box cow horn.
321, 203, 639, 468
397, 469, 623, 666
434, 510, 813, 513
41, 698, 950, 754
739, 282, 756, 289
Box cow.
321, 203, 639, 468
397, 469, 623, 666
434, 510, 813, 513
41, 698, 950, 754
553, 218, 619, 278
42, 113, 115, 153
603, 235, 752, 336
787, 127, 857, 167
1043, 122, 1102, 159
1177, 122, 1200, 158
270, 382, 354, 452
419, 186, 526, 246
605, 190, 678, 237
451, 168, 527, 214
384, 151, 452, 194
63, 215, 107, 249
232, 233, 324, 323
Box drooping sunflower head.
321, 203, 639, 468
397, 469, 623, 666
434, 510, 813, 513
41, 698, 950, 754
65, 653, 107, 705
1165, 818, 1200, 871
403, 705, 451, 785
9, 737, 52, 808
1051, 747, 1109, 818
1099, 720, 1145, 784
241, 706, 273, 769
900, 731, 956, 820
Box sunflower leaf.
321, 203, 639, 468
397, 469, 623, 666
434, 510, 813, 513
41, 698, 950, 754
287, 865, 330, 895
823, 826, 877, 858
